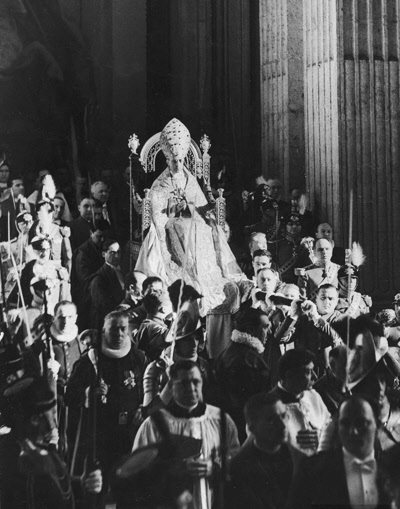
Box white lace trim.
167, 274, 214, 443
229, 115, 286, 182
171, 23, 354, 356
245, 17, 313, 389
231, 329, 265, 354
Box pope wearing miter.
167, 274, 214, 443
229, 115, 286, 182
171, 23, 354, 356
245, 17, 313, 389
135, 118, 242, 314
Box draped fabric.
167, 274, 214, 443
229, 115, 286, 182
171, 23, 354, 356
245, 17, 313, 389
135, 168, 243, 315
133, 405, 239, 509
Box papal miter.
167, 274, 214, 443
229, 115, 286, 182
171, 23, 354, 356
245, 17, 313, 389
160, 118, 191, 160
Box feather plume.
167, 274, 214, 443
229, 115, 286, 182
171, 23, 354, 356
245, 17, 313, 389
298, 193, 308, 214
255, 175, 268, 187
217, 164, 226, 181
351, 242, 366, 267
0, 152, 6, 167
42, 174, 56, 201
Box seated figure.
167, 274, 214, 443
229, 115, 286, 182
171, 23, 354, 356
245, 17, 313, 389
135, 119, 242, 314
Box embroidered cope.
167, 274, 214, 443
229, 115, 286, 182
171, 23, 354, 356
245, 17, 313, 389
135, 168, 242, 314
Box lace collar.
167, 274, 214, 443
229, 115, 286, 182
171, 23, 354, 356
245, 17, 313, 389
231, 329, 265, 354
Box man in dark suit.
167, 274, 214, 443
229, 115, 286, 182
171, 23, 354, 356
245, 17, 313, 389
89, 238, 125, 329
228, 392, 304, 509
72, 218, 110, 329
68, 196, 100, 251
286, 394, 391, 509
0, 172, 30, 242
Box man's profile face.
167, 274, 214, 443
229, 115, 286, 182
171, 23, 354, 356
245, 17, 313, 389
257, 314, 271, 344
78, 198, 95, 221
104, 317, 129, 350
91, 229, 105, 247
130, 272, 147, 299
11, 179, 24, 197
171, 367, 203, 408
103, 242, 121, 267
285, 361, 314, 393
144, 281, 163, 297
250, 400, 288, 448
338, 398, 377, 459
316, 287, 338, 315
53, 198, 65, 220
316, 223, 333, 241
54, 304, 77, 335
35, 241, 51, 261
265, 180, 281, 200
92, 183, 109, 204
252, 255, 271, 275
314, 239, 333, 265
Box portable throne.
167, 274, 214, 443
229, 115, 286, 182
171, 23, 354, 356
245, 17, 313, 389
129, 131, 226, 239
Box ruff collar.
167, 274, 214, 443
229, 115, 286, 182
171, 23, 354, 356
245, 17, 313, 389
102, 341, 131, 359
50, 324, 78, 343
231, 329, 265, 354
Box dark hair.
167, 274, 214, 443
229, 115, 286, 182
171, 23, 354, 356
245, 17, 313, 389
54, 300, 77, 316
9, 172, 24, 183
168, 280, 203, 311
244, 392, 283, 425
102, 238, 119, 253
257, 267, 279, 279
277, 349, 316, 380
169, 359, 200, 381
252, 249, 272, 261
103, 309, 129, 327
79, 194, 93, 204
338, 394, 381, 426
234, 307, 269, 339
91, 218, 110, 234
30, 237, 50, 252
143, 276, 162, 294
143, 293, 163, 315
124, 270, 146, 291
317, 283, 338, 295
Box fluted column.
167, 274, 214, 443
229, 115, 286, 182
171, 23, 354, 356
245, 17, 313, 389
259, 0, 305, 191
338, 0, 400, 300
303, 0, 340, 234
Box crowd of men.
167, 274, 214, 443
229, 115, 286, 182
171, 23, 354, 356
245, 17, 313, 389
0, 163, 400, 509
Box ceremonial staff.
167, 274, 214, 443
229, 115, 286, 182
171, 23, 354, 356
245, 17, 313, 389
345, 189, 354, 392
84, 325, 104, 509
128, 134, 140, 272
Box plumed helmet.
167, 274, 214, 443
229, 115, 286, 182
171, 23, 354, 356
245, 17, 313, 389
160, 118, 191, 160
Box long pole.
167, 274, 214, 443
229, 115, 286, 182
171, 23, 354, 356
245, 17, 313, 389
129, 155, 133, 271
345, 189, 354, 391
